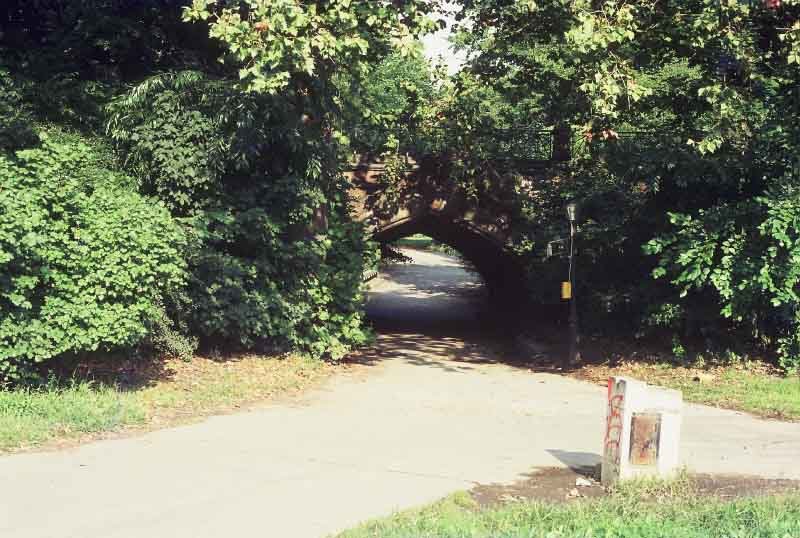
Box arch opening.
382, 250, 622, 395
372, 214, 528, 304
366, 214, 530, 337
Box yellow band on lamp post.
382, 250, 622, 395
561, 281, 572, 300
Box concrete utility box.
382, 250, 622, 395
601, 376, 683, 486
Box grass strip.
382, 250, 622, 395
577, 361, 800, 421
0, 354, 330, 453
338, 478, 800, 538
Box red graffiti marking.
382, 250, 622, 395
604, 379, 625, 472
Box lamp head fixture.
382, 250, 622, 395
566, 202, 578, 222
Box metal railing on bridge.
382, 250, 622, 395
569, 130, 688, 158
349, 124, 556, 165
349, 124, 707, 172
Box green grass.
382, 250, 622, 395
394, 234, 459, 256
580, 360, 800, 421
337, 478, 800, 538
0, 380, 145, 451
671, 368, 800, 420
0, 354, 330, 453
395, 234, 435, 250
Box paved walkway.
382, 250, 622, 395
1, 249, 799, 538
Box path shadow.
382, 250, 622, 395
359, 288, 539, 372
355, 249, 588, 374
366, 291, 491, 334
349, 332, 508, 373
360, 296, 579, 374
546, 449, 602, 477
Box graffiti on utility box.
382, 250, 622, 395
629, 412, 661, 466
603, 378, 625, 478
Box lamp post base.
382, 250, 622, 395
565, 299, 579, 369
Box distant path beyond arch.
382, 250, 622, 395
345, 157, 528, 304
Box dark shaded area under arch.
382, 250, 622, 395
372, 214, 529, 312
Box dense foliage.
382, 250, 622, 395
0, 132, 187, 380
0, 70, 37, 151
107, 71, 374, 358
438, 0, 800, 370
2, 0, 800, 379
0, 0, 435, 381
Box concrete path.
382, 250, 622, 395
1, 249, 799, 538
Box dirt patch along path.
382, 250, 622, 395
1, 249, 799, 538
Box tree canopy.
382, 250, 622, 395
444, 0, 800, 369
2, 0, 800, 380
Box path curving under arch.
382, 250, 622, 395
372, 214, 528, 307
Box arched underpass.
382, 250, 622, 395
365, 242, 488, 338
346, 155, 531, 318
361, 234, 527, 382
364, 218, 530, 365
371, 214, 528, 310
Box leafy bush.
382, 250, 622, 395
647, 178, 800, 372
0, 136, 188, 380
108, 74, 225, 215
108, 72, 373, 360
185, 204, 371, 359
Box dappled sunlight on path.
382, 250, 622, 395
361, 248, 532, 370
366, 249, 487, 336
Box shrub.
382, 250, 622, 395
0, 136, 188, 381
647, 179, 800, 372
182, 179, 373, 359
108, 73, 373, 360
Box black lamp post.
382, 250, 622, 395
566, 202, 579, 368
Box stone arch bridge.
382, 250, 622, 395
343, 127, 570, 303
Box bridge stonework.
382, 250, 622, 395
345, 155, 529, 305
